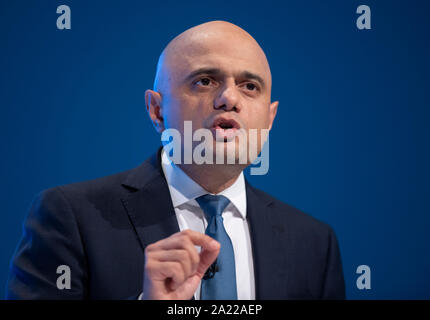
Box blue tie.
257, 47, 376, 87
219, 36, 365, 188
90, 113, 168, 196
195, 194, 238, 300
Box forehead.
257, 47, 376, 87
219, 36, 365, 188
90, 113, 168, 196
165, 31, 271, 84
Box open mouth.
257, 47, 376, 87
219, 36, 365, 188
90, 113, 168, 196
212, 118, 240, 130
211, 117, 241, 142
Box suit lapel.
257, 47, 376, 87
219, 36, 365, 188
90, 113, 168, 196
246, 182, 288, 299
121, 147, 180, 251
120, 148, 288, 299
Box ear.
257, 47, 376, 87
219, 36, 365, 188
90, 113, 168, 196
268, 100, 279, 131
145, 89, 165, 133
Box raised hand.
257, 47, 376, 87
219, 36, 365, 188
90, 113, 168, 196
142, 229, 220, 300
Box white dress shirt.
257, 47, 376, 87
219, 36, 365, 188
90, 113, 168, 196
160, 148, 255, 300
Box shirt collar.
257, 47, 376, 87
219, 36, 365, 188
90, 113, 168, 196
160, 147, 247, 219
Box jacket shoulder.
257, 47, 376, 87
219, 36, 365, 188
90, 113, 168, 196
41, 155, 157, 201
56, 167, 135, 195
249, 185, 336, 236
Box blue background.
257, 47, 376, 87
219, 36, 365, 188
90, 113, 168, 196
1, 0, 429, 299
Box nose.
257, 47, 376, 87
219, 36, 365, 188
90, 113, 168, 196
214, 81, 241, 112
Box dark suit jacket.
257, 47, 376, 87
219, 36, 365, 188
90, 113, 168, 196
6, 148, 345, 299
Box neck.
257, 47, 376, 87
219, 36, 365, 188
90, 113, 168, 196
177, 163, 246, 194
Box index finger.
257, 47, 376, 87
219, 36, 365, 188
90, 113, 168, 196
178, 230, 220, 251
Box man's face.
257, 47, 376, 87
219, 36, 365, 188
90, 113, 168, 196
151, 24, 278, 164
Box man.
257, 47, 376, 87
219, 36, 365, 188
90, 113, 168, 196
6, 21, 345, 300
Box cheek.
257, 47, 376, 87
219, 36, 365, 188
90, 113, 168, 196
164, 93, 210, 129
162, 95, 186, 130
245, 105, 271, 129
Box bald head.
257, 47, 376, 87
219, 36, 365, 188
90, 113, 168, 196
153, 21, 272, 95
145, 20, 279, 173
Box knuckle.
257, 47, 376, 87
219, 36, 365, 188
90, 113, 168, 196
185, 249, 197, 265
178, 234, 191, 246
182, 236, 193, 248
145, 243, 156, 253
180, 230, 194, 241
179, 249, 189, 260
182, 229, 192, 236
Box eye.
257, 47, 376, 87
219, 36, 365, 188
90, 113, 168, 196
195, 77, 212, 86
245, 83, 258, 91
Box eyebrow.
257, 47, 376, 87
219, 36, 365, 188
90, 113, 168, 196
184, 67, 266, 89
184, 67, 222, 82
241, 71, 266, 89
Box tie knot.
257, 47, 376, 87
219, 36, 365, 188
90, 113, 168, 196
196, 194, 230, 218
